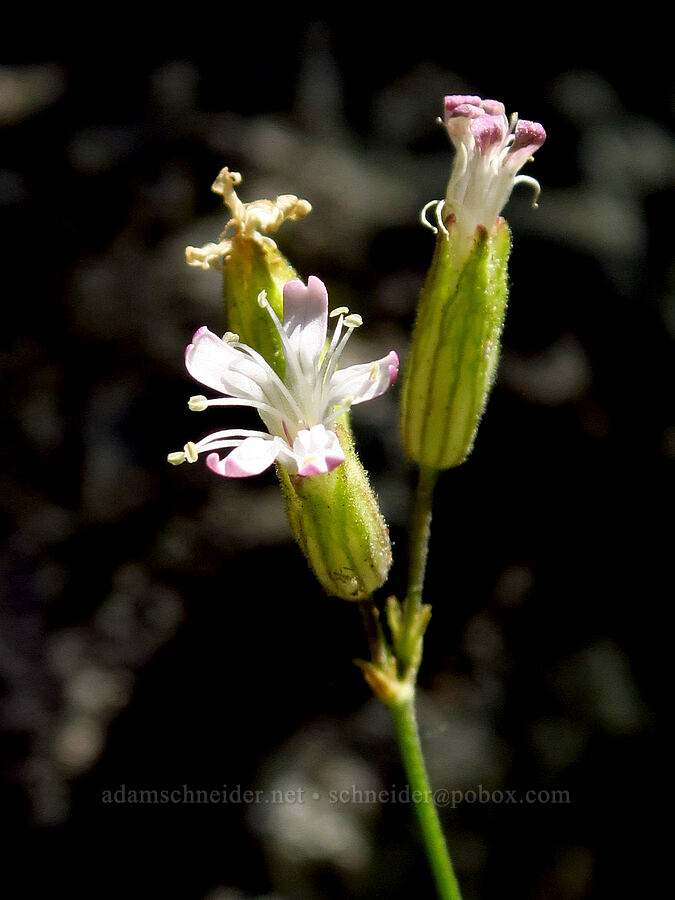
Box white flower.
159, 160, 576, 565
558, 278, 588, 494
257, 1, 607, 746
423, 95, 546, 243
168, 276, 399, 478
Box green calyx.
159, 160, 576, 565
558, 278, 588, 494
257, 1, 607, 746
277, 423, 392, 601
400, 219, 511, 470
222, 235, 297, 379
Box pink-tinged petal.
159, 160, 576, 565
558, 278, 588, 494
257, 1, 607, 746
447, 102, 484, 121
206, 437, 280, 478
327, 350, 399, 408
444, 95, 483, 120
321, 428, 347, 471
481, 98, 506, 116
295, 455, 328, 477
282, 276, 328, 373
293, 425, 345, 477
507, 120, 547, 169
185, 326, 240, 393
444, 106, 483, 146
471, 114, 508, 153
185, 326, 270, 402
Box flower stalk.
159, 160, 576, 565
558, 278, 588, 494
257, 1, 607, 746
356, 452, 457, 900
389, 694, 462, 900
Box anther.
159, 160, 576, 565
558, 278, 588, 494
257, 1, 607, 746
344, 314, 363, 329
330, 306, 349, 318
184, 441, 199, 463
222, 331, 239, 343
167, 451, 186, 466
188, 395, 209, 412
257, 290, 268, 308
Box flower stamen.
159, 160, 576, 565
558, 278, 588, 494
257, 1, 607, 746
188, 395, 209, 411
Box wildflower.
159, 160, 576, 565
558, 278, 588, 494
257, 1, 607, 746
401, 96, 544, 470
168, 276, 399, 479
423, 95, 546, 246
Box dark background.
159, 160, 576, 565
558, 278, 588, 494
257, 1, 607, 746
1, 17, 672, 900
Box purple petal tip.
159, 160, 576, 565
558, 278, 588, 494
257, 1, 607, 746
388, 351, 400, 386
512, 119, 546, 152
444, 94, 483, 116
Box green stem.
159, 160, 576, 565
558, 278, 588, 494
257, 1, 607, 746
357, 464, 459, 897
396, 464, 461, 898
389, 693, 462, 900
399, 465, 438, 671
407, 465, 438, 614
359, 597, 388, 669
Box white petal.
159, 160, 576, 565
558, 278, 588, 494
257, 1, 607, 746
206, 437, 281, 478
185, 327, 240, 393
194, 428, 273, 454
327, 350, 399, 408
185, 326, 270, 404
219, 359, 268, 402
282, 276, 328, 374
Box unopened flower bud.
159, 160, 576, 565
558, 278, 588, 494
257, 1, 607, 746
278, 424, 392, 601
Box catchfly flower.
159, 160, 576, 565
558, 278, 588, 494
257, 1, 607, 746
423, 95, 546, 244
401, 95, 545, 470
168, 276, 399, 478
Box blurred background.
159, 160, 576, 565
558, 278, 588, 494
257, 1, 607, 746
1, 16, 672, 900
